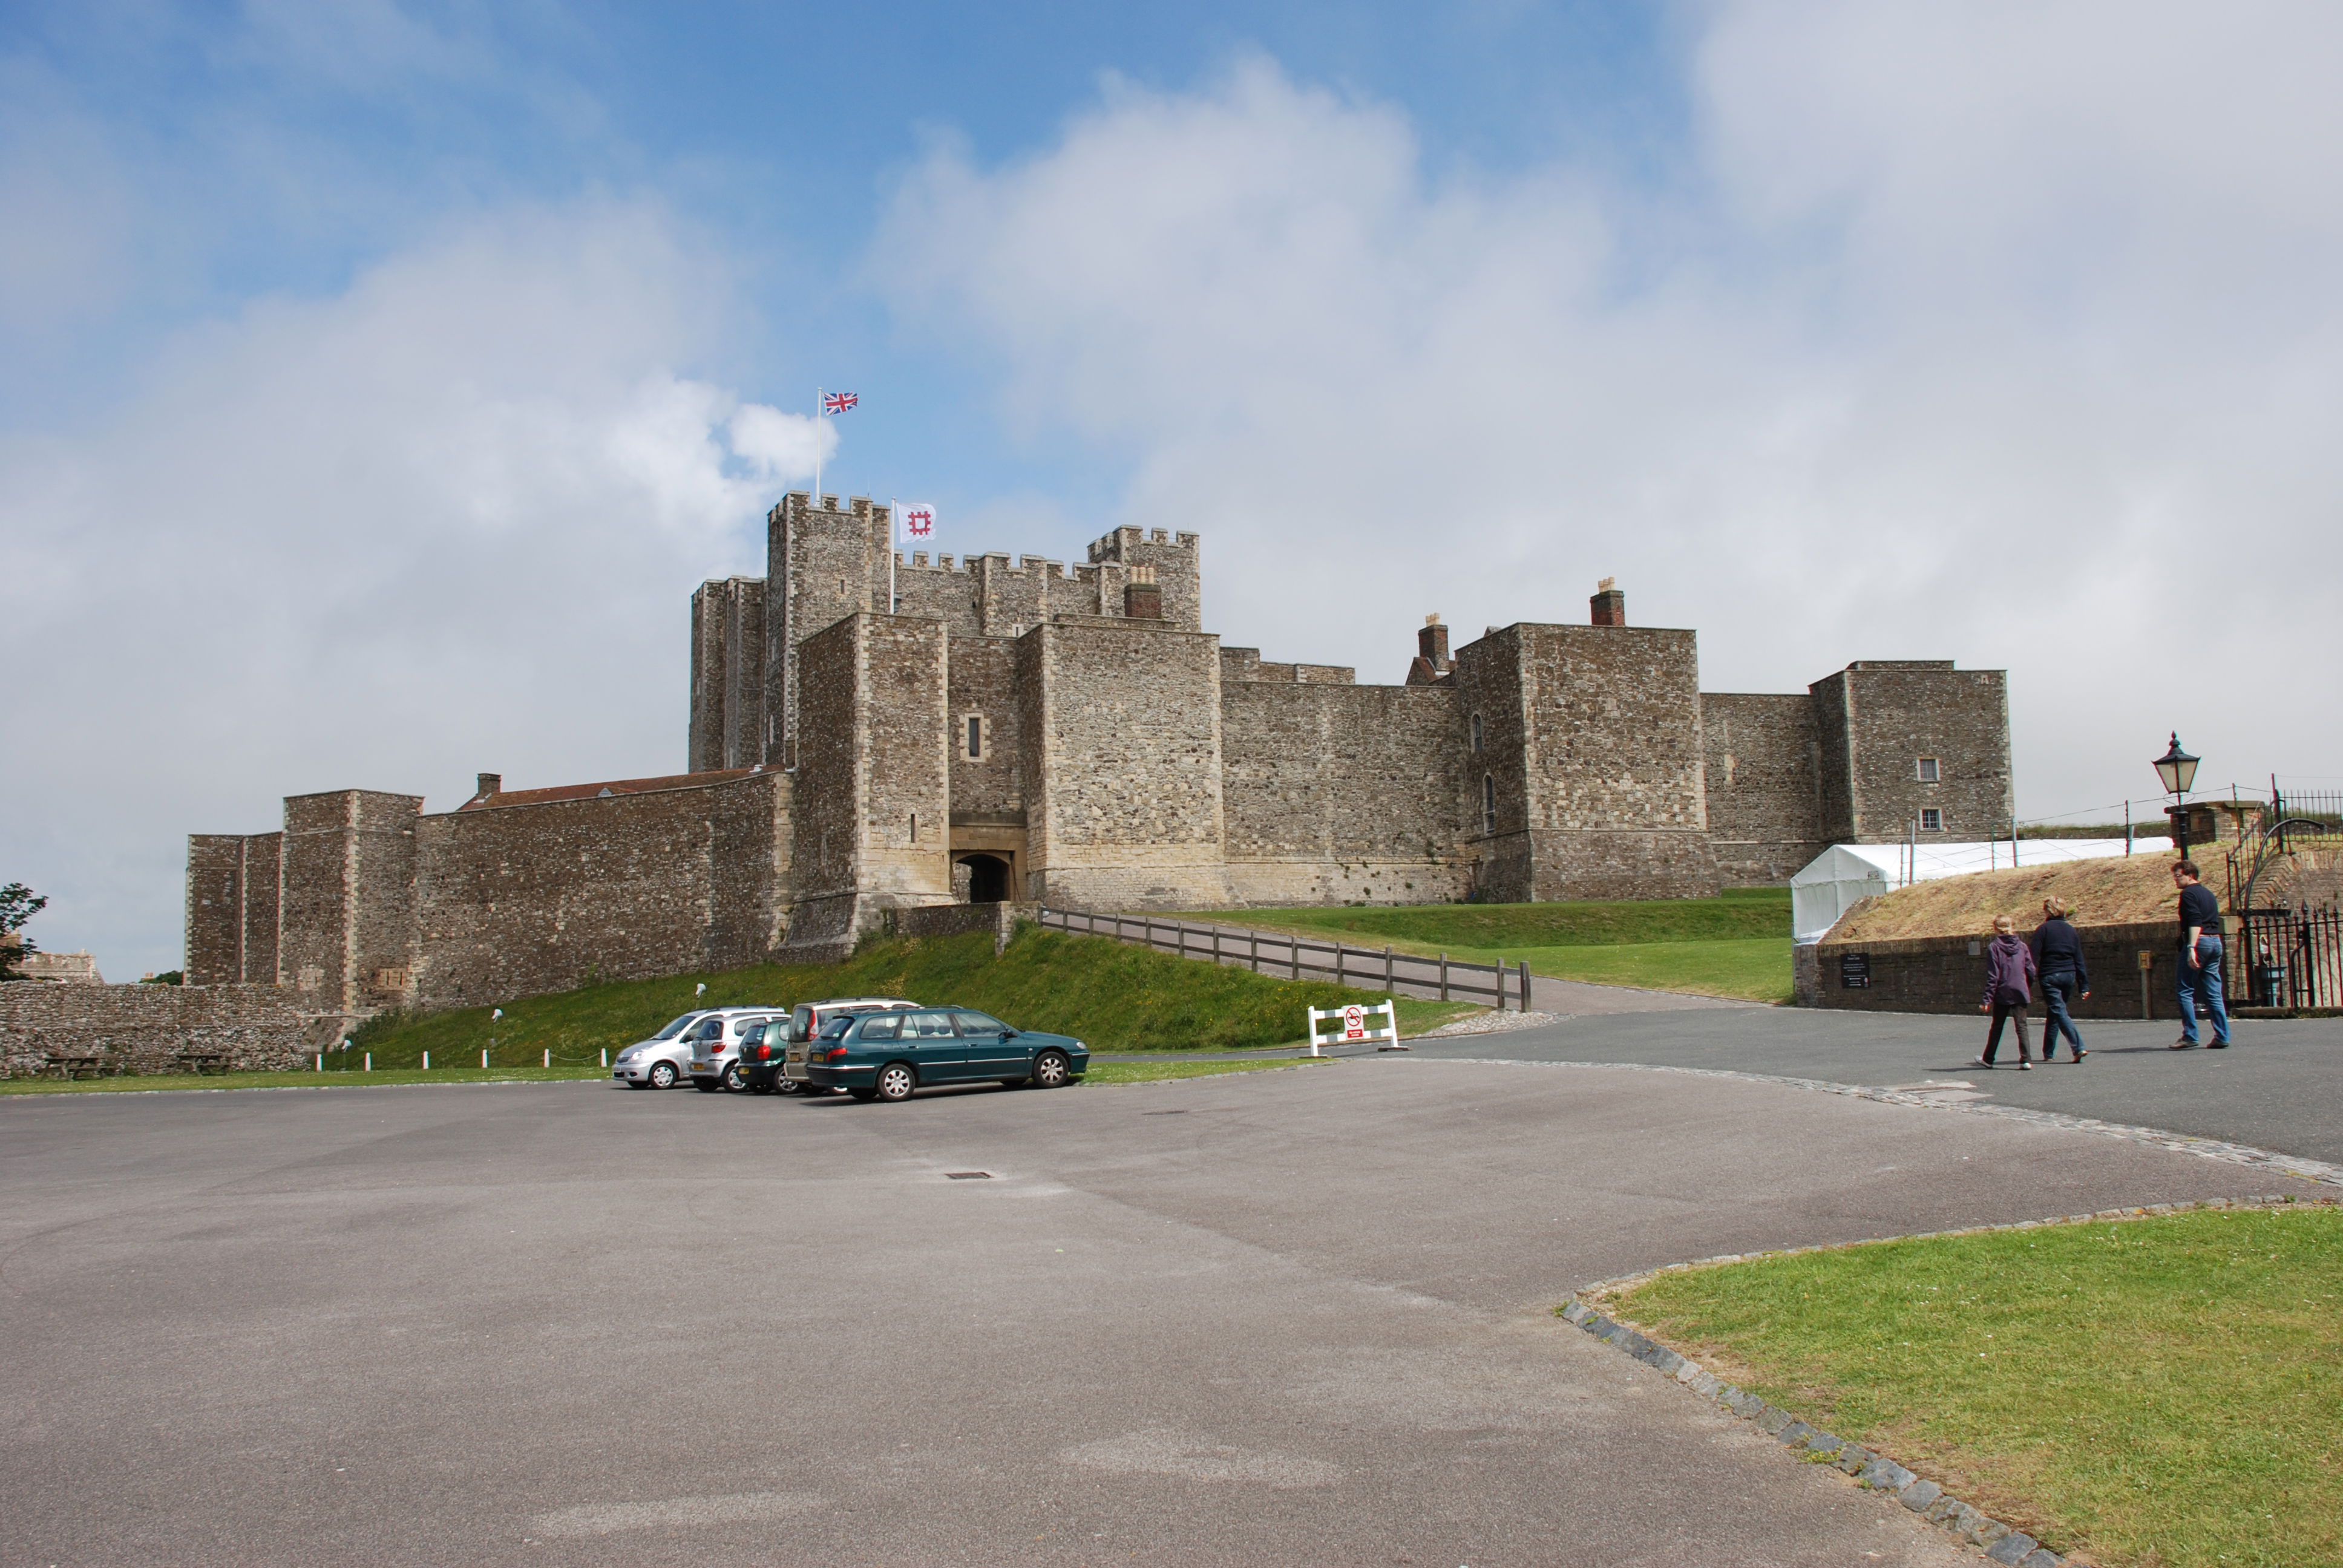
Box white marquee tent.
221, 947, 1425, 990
1789, 838, 2174, 944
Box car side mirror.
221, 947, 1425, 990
1001, 1028, 1018, 1039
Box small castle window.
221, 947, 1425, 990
1919, 808, 1943, 832
1470, 714, 1483, 753
1918, 757, 1941, 783
964, 714, 985, 760
909, 812, 918, 843
1483, 774, 1497, 835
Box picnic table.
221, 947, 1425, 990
173, 1050, 233, 1076
48, 1053, 114, 1080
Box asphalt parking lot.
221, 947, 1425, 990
1, 1056, 2308, 1567
1403, 1010, 2343, 1165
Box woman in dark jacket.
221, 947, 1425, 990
2029, 897, 2090, 1062
1976, 913, 2037, 1069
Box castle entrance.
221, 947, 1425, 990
956, 853, 1011, 903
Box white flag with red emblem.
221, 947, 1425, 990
899, 501, 939, 542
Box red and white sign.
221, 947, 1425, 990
901, 502, 937, 540
1341, 1005, 1367, 1040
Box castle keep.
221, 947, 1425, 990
187, 493, 2012, 1014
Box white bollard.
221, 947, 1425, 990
482, 1048, 489, 1069
364, 1053, 371, 1072
422, 1051, 430, 1071
543, 1048, 550, 1068
600, 1048, 608, 1067
315, 1054, 323, 1071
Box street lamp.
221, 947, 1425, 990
2154, 732, 2200, 855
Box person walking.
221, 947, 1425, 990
2171, 859, 2233, 1049
1976, 913, 2037, 1069
2030, 897, 2090, 1062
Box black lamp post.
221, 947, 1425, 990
2154, 732, 2200, 856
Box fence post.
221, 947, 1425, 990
1439, 952, 1449, 1001
1519, 961, 1530, 1011
1291, 935, 1300, 981
1385, 946, 1394, 990
1250, 929, 1258, 973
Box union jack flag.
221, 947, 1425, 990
822, 391, 859, 414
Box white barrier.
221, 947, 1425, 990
1305, 999, 1398, 1056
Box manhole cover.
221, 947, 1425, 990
945, 1171, 992, 1180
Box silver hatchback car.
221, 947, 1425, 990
611, 1010, 715, 1089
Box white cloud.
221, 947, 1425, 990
0, 200, 808, 974
878, 15, 2343, 828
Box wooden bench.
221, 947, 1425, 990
173, 1051, 233, 1076
48, 1054, 113, 1081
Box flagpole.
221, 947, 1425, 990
813, 386, 823, 508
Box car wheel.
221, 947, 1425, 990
874, 1062, 917, 1103
647, 1060, 678, 1089
848, 1087, 879, 1102
723, 1062, 750, 1093
1031, 1050, 1072, 1088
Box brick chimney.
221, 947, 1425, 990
1124, 564, 1162, 619
1590, 578, 1626, 627
1417, 613, 1450, 668
476, 773, 502, 799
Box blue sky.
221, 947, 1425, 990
6, 1, 2341, 975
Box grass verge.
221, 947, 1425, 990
314, 924, 1480, 1070
0, 1058, 1326, 1095
1617, 1204, 2343, 1568
1165, 889, 1792, 1003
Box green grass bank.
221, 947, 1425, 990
320, 924, 1475, 1073
1167, 888, 1793, 1003
1617, 1204, 2343, 1568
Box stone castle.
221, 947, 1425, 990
186, 492, 2012, 1016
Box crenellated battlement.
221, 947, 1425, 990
1087, 525, 1199, 563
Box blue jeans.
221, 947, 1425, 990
2040, 972, 2085, 1056
2176, 936, 2231, 1045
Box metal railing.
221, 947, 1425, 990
1036, 906, 1532, 1011
2233, 906, 2343, 1011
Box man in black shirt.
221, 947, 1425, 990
2170, 860, 2232, 1049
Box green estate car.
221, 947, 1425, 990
792, 1007, 1089, 1102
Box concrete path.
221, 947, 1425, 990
0, 1060, 2298, 1566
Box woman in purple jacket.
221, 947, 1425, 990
1975, 913, 2038, 1069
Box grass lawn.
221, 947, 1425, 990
1616, 1205, 2343, 1568
1167, 889, 1792, 1003
0, 1058, 1326, 1095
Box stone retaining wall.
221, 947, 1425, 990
1, 983, 341, 1078
1803, 921, 2193, 1018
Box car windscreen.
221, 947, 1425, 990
652, 1014, 700, 1040
686, 1017, 726, 1043
816, 1014, 860, 1041
790, 1005, 813, 1042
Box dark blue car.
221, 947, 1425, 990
791, 1007, 1089, 1102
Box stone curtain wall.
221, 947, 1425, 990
1022, 618, 1236, 909
1221, 679, 1472, 905
1, 983, 336, 1078
1806, 921, 2180, 1018
411, 771, 790, 1008
1700, 693, 1828, 886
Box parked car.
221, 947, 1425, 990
684, 1007, 793, 1093
794, 1007, 1089, 1102
746, 998, 919, 1094
611, 1010, 716, 1089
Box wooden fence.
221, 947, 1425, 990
1036, 906, 1531, 1011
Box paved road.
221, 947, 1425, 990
1399, 1010, 2343, 1166
1, 1062, 2301, 1566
